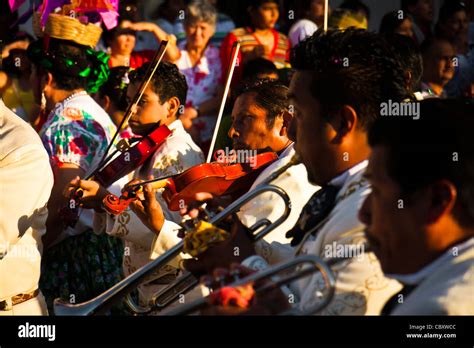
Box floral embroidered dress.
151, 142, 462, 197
176, 42, 223, 146
39, 91, 127, 314
40, 91, 116, 178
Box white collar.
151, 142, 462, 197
278, 143, 295, 159
329, 160, 368, 189
387, 237, 474, 286
168, 119, 186, 134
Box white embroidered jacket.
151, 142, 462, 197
93, 120, 204, 305
246, 161, 403, 315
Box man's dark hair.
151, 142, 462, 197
340, 0, 370, 20
234, 79, 289, 129
384, 34, 423, 94
379, 10, 411, 35
130, 62, 188, 109
242, 58, 278, 81
291, 28, 409, 131
419, 37, 452, 56
435, 0, 467, 37
401, 0, 419, 13
248, 0, 279, 9
369, 98, 474, 227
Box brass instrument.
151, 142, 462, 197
54, 156, 301, 316
161, 254, 337, 316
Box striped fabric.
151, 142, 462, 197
220, 27, 290, 84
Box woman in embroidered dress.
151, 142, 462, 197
167, 0, 224, 155
27, 37, 126, 314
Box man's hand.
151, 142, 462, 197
63, 177, 109, 211
127, 179, 165, 235
178, 192, 232, 221
183, 217, 256, 276
200, 264, 291, 315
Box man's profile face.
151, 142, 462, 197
288, 71, 334, 186
228, 93, 282, 152
359, 146, 429, 275
423, 41, 456, 85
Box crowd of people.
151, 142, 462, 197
0, 0, 473, 316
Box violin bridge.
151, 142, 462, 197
117, 139, 131, 153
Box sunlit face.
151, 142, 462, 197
423, 41, 456, 85
394, 18, 414, 38
251, 2, 279, 30
185, 20, 215, 50
228, 93, 283, 152
359, 146, 431, 275
112, 34, 136, 56
126, 82, 169, 136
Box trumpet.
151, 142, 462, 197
54, 156, 301, 316
161, 254, 337, 316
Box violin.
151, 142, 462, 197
103, 151, 278, 215
61, 41, 170, 227
102, 41, 260, 215
94, 125, 172, 188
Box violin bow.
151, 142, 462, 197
324, 0, 329, 32
87, 40, 170, 180
206, 41, 241, 164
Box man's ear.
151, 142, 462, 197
330, 105, 358, 142
424, 180, 458, 225
166, 96, 181, 118
278, 110, 293, 137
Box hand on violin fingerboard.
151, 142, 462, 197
127, 179, 165, 236
63, 177, 109, 212
179, 193, 232, 220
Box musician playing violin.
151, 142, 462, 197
65, 62, 204, 308
124, 80, 318, 302
133, 29, 411, 316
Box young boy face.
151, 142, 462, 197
126, 82, 176, 136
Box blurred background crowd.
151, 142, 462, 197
1, 0, 473, 151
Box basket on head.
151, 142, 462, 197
33, 13, 102, 48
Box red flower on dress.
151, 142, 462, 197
63, 107, 84, 121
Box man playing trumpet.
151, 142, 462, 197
131, 29, 409, 315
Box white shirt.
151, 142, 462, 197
0, 99, 54, 301
390, 238, 474, 315
244, 161, 402, 315
93, 119, 204, 305
237, 144, 319, 244
289, 19, 318, 47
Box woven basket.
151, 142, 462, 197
33, 13, 102, 48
